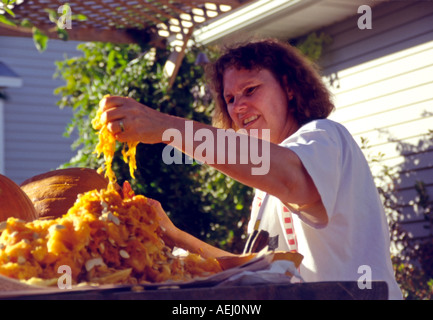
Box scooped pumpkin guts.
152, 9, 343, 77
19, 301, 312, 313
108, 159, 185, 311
0, 186, 222, 285
92, 95, 138, 185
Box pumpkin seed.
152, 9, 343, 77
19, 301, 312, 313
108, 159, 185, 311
85, 257, 105, 271
119, 250, 130, 259
100, 200, 108, 209
99, 211, 120, 226
108, 212, 120, 226
17, 256, 26, 265
50, 224, 66, 231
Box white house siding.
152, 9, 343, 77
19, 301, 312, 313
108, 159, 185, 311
0, 36, 81, 184
319, 1, 433, 241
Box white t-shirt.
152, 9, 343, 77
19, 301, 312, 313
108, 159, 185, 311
247, 119, 402, 300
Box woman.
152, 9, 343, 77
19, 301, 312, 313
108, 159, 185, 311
100, 39, 402, 299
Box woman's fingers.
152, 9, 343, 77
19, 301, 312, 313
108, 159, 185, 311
99, 95, 126, 112
106, 119, 126, 135
98, 96, 136, 137
97, 95, 167, 144
148, 199, 175, 231
146, 198, 161, 209
100, 98, 128, 122
147, 198, 178, 248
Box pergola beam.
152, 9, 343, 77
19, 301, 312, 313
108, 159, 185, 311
0, 23, 138, 44
0, 0, 253, 86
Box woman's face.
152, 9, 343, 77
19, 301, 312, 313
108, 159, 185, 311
223, 67, 299, 144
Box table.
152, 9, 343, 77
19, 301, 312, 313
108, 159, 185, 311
0, 281, 388, 300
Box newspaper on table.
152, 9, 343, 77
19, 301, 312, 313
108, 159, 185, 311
0, 248, 303, 298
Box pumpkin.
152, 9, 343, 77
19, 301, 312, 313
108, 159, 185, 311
0, 174, 38, 222
20, 167, 113, 219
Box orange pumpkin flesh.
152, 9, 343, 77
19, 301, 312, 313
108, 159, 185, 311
0, 174, 37, 222
92, 95, 138, 185
0, 186, 222, 284
0, 96, 225, 286
20, 168, 113, 219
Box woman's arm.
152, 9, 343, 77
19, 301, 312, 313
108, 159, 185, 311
101, 96, 327, 226
147, 199, 234, 259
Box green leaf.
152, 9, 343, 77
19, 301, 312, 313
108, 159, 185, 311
32, 27, 48, 52
0, 14, 16, 26
72, 14, 87, 21
3, 5, 15, 17
20, 18, 32, 28
56, 27, 69, 41
44, 8, 57, 24
106, 50, 117, 72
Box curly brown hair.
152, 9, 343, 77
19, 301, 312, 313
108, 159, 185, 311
205, 39, 334, 130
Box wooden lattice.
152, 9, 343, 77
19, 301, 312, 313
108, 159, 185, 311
0, 0, 251, 85
0, 0, 250, 46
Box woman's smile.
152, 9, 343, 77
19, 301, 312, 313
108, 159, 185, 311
242, 114, 260, 127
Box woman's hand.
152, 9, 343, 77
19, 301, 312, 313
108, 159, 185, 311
99, 95, 169, 144
146, 198, 179, 248
147, 198, 233, 259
